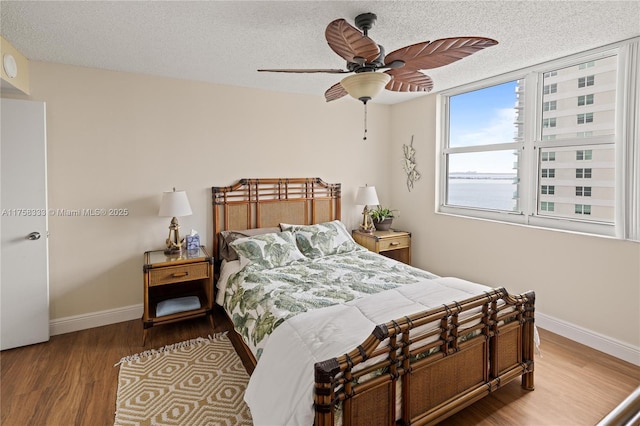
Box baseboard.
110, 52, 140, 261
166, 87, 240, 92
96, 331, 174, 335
536, 312, 640, 366
49, 305, 640, 366
49, 304, 142, 336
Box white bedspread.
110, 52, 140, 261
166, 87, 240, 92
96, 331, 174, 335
244, 276, 493, 426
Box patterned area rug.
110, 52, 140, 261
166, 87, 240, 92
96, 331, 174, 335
114, 333, 252, 425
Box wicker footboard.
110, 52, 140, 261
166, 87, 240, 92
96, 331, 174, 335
314, 288, 535, 426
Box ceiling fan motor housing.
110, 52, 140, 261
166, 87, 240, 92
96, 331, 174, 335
354, 13, 377, 36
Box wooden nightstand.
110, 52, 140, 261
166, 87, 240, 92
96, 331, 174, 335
142, 246, 214, 345
353, 229, 411, 265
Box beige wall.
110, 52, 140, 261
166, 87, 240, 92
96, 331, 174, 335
5, 60, 639, 352
389, 95, 640, 348
18, 61, 392, 319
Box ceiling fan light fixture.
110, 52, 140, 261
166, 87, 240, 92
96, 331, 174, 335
340, 72, 391, 103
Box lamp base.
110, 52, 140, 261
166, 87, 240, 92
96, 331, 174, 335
165, 217, 185, 254
360, 206, 376, 234
164, 247, 182, 255
358, 225, 375, 234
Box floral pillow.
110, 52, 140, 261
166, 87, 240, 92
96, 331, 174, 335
229, 231, 306, 268
219, 227, 281, 262
285, 220, 359, 258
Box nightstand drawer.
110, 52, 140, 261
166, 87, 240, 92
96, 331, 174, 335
379, 235, 410, 252
149, 263, 209, 287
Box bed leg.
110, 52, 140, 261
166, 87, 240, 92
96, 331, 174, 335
522, 369, 535, 391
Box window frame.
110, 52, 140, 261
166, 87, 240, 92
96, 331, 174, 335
437, 38, 639, 240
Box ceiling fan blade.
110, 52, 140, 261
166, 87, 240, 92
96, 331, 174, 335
385, 37, 498, 70
385, 69, 434, 92
258, 68, 350, 74
325, 19, 380, 64
324, 82, 348, 102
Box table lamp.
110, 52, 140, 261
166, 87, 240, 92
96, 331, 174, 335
355, 185, 379, 233
158, 188, 192, 254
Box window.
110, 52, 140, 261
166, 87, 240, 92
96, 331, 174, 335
540, 201, 555, 212
542, 168, 555, 178
578, 94, 594, 106
576, 186, 592, 196
577, 150, 593, 160
575, 204, 592, 215
577, 113, 594, 124
578, 75, 595, 87
440, 39, 638, 239
444, 80, 522, 212
576, 168, 592, 178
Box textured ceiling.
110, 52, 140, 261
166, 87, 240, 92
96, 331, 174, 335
1, 1, 639, 104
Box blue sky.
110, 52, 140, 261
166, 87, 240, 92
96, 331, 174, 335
448, 80, 519, 174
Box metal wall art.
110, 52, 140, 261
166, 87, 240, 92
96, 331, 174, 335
402, 135, 421, 191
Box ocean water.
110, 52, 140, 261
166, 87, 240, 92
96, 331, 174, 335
447, 175, 518, 211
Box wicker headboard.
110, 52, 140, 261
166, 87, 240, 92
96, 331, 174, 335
211, 178, 341, 260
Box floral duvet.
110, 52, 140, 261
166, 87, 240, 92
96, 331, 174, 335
220, 247, 438, 358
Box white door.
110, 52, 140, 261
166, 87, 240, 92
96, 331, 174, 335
1, 98, 49, 350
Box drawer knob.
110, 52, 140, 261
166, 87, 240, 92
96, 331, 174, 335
390, 242, 400, 246
172, 272, 189, 278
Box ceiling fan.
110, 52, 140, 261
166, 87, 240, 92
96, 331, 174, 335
258, 12, 498, 103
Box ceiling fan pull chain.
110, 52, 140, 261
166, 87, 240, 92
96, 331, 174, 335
363, 102, 368, 141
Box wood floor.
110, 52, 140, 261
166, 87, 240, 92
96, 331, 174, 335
1, 308, 638, 426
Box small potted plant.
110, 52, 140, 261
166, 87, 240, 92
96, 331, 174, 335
370, 206, 397, 231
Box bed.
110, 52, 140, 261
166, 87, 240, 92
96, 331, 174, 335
212, 177, 535, 426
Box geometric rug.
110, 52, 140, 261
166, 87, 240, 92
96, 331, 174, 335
114, 333, 252, 426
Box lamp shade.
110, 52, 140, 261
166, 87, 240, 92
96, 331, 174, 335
340, 72, 391, 103
355, 186, 379, 206
159, 189, 192, 217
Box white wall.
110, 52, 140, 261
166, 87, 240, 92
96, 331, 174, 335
389, 95, 640, 354
20, 61, 392, 320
